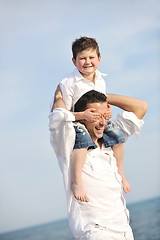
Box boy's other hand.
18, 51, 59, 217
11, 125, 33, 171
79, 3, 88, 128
105, 104, 112, 120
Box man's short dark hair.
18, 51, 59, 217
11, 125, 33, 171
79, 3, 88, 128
72, 37, 100, 60
74, 90, 107, 112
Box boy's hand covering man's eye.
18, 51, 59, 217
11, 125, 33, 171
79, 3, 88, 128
83, 108, 100, 122
83, 105, 112, 122
103, 104, 112, 120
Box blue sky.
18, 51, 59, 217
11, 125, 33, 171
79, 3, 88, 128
0, 0, 160, 234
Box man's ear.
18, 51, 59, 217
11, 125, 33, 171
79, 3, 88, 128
72, 57, 77, 67
79, 119, 85, 124
107, 104, 111, 109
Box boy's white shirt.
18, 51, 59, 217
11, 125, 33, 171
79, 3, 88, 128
59, 68, 107, 111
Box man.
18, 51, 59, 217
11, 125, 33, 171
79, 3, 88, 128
49, 90, 147, 240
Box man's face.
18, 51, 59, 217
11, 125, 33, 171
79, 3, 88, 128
83, 102, 109, 145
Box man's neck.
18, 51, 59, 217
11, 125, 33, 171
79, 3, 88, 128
94, 138, 103, 149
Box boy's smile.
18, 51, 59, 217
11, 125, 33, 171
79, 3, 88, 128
72, 49, 101, 81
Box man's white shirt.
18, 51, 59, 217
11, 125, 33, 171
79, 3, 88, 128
49, 108, 144, 239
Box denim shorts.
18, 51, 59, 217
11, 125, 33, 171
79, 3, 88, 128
73, 121, 125, 149
73, 122, 97, 149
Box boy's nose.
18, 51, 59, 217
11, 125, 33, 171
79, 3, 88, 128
85, 58, 90, 64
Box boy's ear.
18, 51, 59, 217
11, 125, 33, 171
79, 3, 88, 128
98, 55, 101, 64
72, 57, 77, 67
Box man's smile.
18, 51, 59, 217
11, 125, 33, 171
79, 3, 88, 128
95, 126, 104, 133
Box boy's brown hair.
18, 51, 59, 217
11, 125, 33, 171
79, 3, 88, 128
72, 37, 100, 60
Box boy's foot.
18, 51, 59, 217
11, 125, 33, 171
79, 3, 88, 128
120, 173, 131, 194
71, 183, 89, 202
123, 180, 131, 193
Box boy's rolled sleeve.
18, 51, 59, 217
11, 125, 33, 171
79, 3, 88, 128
60, 79, 74, 111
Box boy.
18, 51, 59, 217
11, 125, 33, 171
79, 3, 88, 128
52, 37, 130, 202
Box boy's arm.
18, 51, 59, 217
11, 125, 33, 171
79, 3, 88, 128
107, 94, 148, 119
52, 85, 102, 122
51, 85, 67, 112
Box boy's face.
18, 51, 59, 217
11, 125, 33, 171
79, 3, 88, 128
81, 102, 109, 145
72, 49, 101, 79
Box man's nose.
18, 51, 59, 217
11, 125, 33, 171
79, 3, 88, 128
99, 117, 107, 126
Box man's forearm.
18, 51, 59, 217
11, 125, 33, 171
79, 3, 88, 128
107, 94, 148, 119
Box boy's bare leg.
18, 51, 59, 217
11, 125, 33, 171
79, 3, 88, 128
71, 148, 89, 202
112, 143, 131, 194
